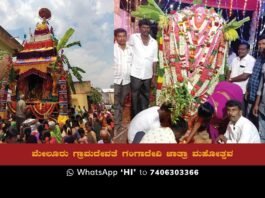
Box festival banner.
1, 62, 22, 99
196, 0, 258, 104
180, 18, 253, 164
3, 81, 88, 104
58, 76, 68, 115
0, 80, 8, 115
0, 144, 265, 166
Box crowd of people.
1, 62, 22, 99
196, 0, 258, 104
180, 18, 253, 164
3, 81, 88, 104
114, 18, 265, 144
0, 100, 114, 144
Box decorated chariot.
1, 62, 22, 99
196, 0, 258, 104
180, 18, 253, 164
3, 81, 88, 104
6, 8, 69, 119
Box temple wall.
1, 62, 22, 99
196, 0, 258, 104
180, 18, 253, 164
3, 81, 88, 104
71, 94, 88, 111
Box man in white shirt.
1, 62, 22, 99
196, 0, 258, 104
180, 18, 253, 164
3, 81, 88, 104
129, 19, 158, 118
228, 42, 256, 115
227, 48, 237, 68
139, 117, 188, 144
127, 103, 172, 143
217, 100, 260, 143
140, 127, 177, 144
114, 28, 132, 135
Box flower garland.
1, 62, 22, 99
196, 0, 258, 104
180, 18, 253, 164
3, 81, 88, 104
31, 103, 56, 118
229, 0, 234, 17
157, 5, 227, 116
242, 0, 248, 17
6, 102, 57, 119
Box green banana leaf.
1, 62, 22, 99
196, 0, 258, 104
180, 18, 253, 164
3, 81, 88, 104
147, 0, 164, 15
8, 65, 16, 83
65, 41, 81, 48
224, 17, 250, 32
132, 0, 165, 21
61, 51, 85, 84
71, 67, 84, 82
57, 28, 75, 51
132, 10, 160, 21
193, 0, 203, 5
72, 66, 85, 73
61, 54, 72, 69
67, 72, 76, 94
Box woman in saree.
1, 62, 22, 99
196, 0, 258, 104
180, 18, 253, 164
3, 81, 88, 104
181, 81, 243, 143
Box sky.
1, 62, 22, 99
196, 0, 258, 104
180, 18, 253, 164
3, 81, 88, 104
0, 0, 113, 89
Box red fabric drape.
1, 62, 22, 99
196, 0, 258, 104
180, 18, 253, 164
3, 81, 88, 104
23, 40, 54, 50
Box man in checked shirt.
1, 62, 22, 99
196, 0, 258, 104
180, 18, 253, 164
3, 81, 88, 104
246, 35, 265, 128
